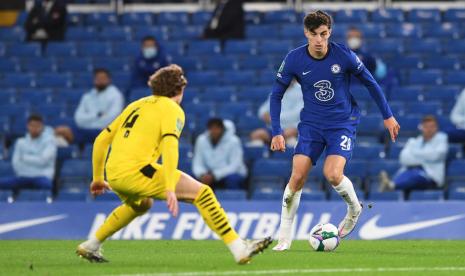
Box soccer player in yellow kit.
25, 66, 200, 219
76, 65, 271, 264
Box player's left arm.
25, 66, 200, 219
348, 49, 400, 142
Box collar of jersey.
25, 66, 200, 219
306, 42, 331, 61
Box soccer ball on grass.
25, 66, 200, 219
308, 223, 340, 252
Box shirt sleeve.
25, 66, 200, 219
276, 53, 294, 86
346, 48, 365, 75
160, 106, 185, 139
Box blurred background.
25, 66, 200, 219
0, 0, 465, 240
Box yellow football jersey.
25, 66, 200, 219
104, 95, 185, 180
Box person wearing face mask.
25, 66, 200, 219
131, 36, 169, 88
0, 114, 57, 190
346, 27, 377, 76
55, 69, 124, 146
24, 0, 67, 42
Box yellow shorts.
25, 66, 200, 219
108, 163, 182, 206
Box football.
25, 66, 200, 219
309, 223, 340, 252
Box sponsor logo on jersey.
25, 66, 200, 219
331, 64, 341, 74
313, 80, 334, 102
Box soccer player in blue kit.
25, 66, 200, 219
271, 10, 400, 251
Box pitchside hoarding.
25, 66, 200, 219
1, 201, 465, 240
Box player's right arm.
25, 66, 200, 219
270, 53, 293, 152
90, 112, 123, 196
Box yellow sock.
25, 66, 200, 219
194, 185, 240, 244
95, 204, 141, 242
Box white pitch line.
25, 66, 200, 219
113, 266, 465, 276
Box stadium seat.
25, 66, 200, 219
0, 190, 13, 202
335, 9, 368, 23
17, 88, 53, 105
262, 10, 297, 24
20, 57, 56, 72
187, 41, 221, 56
352, 144, 385, 160
186, 71, 220, 86
369, 191, 403, 201
443, 39, 465, 54
0, 26, 25, 41
390, 86, 422, 101
371, 9, 404, 23
444, 9, 465, 22
251, 190, 282, 201
2, 73, 34, 88
191, 11, 212, 25
176, 56, 201, 71
368, 160, 401, 178
157, 11, 189, 25
408, 9, 441, 23
7, 43, 41, 57
252, 159, 291, 181
409, 190, 444, 201
427, 23, 459, 38
246, 25, 276, 39
447, 160, 465, 181
92, 57, 129, 72
0, 161, 15, 177
385, 23, 422, 38
112, 41, 140, 57
405, 39, 441, 54
59, 159, 92, 190
367, 39, 403, 54
0, 89, 16, 104
198, 86, 234, 102
259, 40, 293, 55
238, 57, 270, 70
15, 189, 53, 202
407, 70, 442, 85
93, 191, 120, 201
407, 102, 442, 115
443, 71, 465, 85
203, 57, 237, 70
271, 148, 294, 160
357, 115, 383, 135
120, 12, 154, 26
99, 26, 131, 41
85, 12, 118, 26
66, 27, 97, 41
55, 191, 87, 202
77, 42, 112, 57
221, 71, 256, 86
46, 42, 77, 57
0, 58, 20, 73
279, 24, 303, 40
169, 26, 203, 40
301, 191, 326, 201
36, 73, 71, 88
236, 86, 270, 102
57, 57, 92, 72
236, 116, 264, 134
132, 26, 167, 41
215, 190, 247, 201
243, 145, 268, 164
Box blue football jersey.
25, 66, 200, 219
276, 42, 364, 128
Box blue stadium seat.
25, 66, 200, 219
187, 71, 220, 86
92, 57, 129, 72
444, 9, 465, 22
0, 26, 25, 41
368, 160, 400, 177
236, 86, 270, 102
3, 73, 35, 88
176, 56, 201, 71
85, 12, 118, 26
198, 86, 234, 102
407, 102, 442, 115
444, 40, 465, 54
157, 12, 189, 25
256, 71, 275, 85
243, 145, 268, 163
385, 23, 422, 38
66, 27, 97, 41
187, 41, 221, 56
224, 40, 257, 55
301, 191, 326, 201
444, 71, 465, 85
279, 24, 304, 40
77, 42, 112, 56
408, 9, 441, 23
20, 57, 56, 73
245, 11, 261, 24
270, 148, 294, 160
423, 56, 460, 70
0, 161, 15, 177
7, 43, 41, 57
0, 89, 16, 104
407, 70, 442, 85
358, 23, 385, 39
427, 23, 459, 38
129, 88, 151, 102
94, 191, 120, 201
99, 26, 131, 41
357, 115, 383, 135
405, 39, 441, 54
335, 9, 368, 23
203, 57, 237, 70
221, 71, 256, 85
352, 144, 385, 160
36, 73, 71, 88
251, 190, 282, 201
0, 190, 13, 202
169, 26, 203, 40
33, 103, 68, 119
15, 190, 52, 202
409, 190, 444, 201
0, 58, 20, 73
252, 159, 291, 180
447, 160, 465, 180
57, 57, 92, 72
59, 159, 92, 189
17, 88, 53, 105
259, 40, 293, 55
397, 115, 421, 134
164, 41, 185, 56
120, 13, 154, 26
55, 191, 87, 201
390, 86, 422, 101
246, 25, 276, 39
367, 39, 403, 54
215, 190, 247, 201
179, 159, 193, 176
371, 9, 404, 23
132, 26, 167, 41
423, 85, 460, 101
112, 72, 131, 88
67, 12, 84, 26
46, 42, 77, 57
183, 103, 215, 116
0, 103, 29, 120
191, 11, 212, 25
390, 55, 421, 69
369, 191, 403, 201
263, 10, 297, 24
238, 57, 269, 70
448, 188, 465, 200
236, 116, 264, 133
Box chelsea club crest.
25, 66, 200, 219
331, 64, 341, 74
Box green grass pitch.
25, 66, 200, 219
1, 240, 464, 275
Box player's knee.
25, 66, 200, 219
195, 184, 214, 202
290, 172, 306, 188
324, 169, 343, 185
130, 198, 153, 214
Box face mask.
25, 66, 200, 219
143, 47, 158, 59
347, 37, 362, 50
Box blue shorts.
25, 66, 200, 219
294, 122, 357, 165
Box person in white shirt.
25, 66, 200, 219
250, 79, 303, 147
380, 115, 448, 191
55, 68, 124, 145
447, 88, 465, 143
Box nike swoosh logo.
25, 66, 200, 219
302, 71, 311, 75
359, 214, 465, 240
0, 214, 68, 235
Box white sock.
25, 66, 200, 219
227, 238, 246, 262
83, 237, 101, 251
278, 184, 302, 241
333, 176, 361, 215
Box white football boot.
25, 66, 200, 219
229, 237, 273, 264
338, 203, 363, 239
76, 240, 108, 263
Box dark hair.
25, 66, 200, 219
207, 118, 224, 129
422, 115, 438, 124
148, 64, 187, 98
27, 114, 43, 123
142, 36, 157, 43
304, 10, 332, 32
93, 68, 111, 78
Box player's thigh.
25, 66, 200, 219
175, 172, 203, 202
294, 123, 326, 166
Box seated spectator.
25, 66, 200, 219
55, 68, 124, 146
250, 79, 303, 147
24, 0, 67, 42
203, 0, 244, 42
447, 88, 465, 144
346, 26, 387, 80
379, 115, 448, 191
0, 114, 57, 190
193, 118, 247, 190
131, 36, 169, 88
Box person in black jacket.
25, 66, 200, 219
203, 0, 244, 42
24, 0, 67, 42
